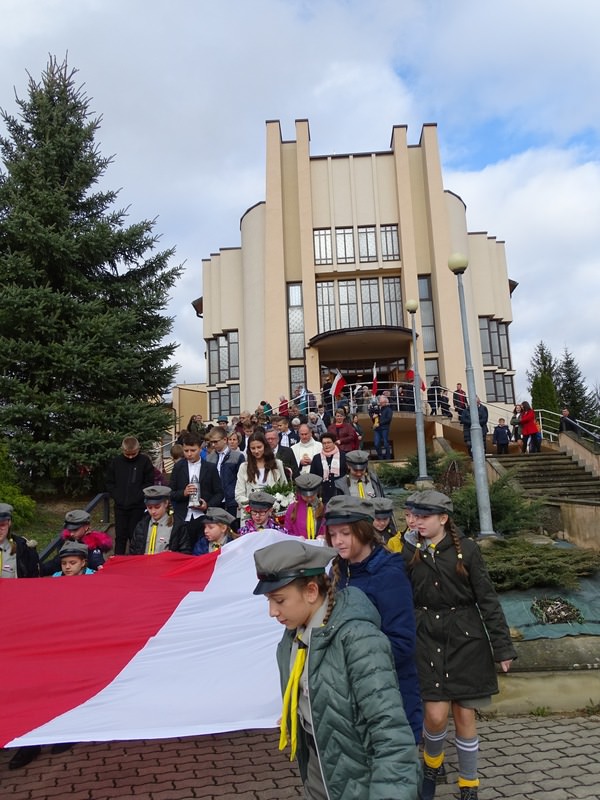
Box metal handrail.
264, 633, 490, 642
39, 491, 112, 564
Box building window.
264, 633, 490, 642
207, 332, 239, 384
418, 276, 437, 353
289, 366, 306, 396
313, 229, 333, 265
316, 281, 336, 332
338, 280, 358, 328
335, 227, 355, 264
504, 374, 515, 405
209, 385, 240, 418
288, 283, 305, 359
382, 277, 402, 326
358, 226, 377, 262
480, 318, 513, 370
381, 224, 400, 261
424, 359, 440, 387
360, 278, 381, 326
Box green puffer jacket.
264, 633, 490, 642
276, 586, 419, 800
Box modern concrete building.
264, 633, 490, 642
200, 120, 516, 427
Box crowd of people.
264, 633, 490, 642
5, 388, 542, 795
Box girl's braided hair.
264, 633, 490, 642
408, 518, 469, 580
293, 573, 337, 626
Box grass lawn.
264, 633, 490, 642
22, 495, 114, 555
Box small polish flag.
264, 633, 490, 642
372, 363, 378, 396
330, 369, 347, 398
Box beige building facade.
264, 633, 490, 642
201, 120, 516, 422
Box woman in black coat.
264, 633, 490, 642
401, 490, 516, 800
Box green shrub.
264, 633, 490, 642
451, 472, 547, 537
377, 450, 467, 488
482, 538, 600, 591
0, 443, 36, 528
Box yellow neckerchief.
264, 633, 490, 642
148, 522, 158, 554
357, 479, 365, 498
279, 634, 307, 761
306, 505, 315, 539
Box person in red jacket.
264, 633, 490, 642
327, 409, 359, 453
518, 401, 540, 453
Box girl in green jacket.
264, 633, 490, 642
253, 538, 419, 800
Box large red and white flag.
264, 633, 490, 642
372, 363, 378, 396
0, 532, 296, 747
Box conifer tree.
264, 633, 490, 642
0, 57, 182, 492
526, 341, 558, 394
556, 348, 597, 423
531, 372, 560, 432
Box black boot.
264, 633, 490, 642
460, 786, 479, 800
8, 745, 42, 770
421, 762, 441, 800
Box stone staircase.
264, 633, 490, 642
491, 451, 600, 503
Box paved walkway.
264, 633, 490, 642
2, 715, 599, 799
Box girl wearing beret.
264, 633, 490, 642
253, 539, 419, 800
401, 490, 516, 800
324, 496, 423, 744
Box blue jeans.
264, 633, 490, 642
374, 427, 391, 459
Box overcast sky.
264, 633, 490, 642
2, 0, 599, 401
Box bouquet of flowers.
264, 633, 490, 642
263, 480, 296, 524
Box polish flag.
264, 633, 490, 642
0, 532, 296, 747
372, 363, 378, 396
330, 369, 347, 398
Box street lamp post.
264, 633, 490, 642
405, 300, 432, 485
448, 253, 496, 538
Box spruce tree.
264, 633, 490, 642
0, 57, 182, 493
556, 348, 596, 423
531, 372, 560, 433
526, 341, 558, 393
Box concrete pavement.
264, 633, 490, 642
1, 715, 599, 799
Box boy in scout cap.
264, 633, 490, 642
238, 490, 285, 535
41, 509, 113, 575
192, 507, 238, 555
324, 495, 423, 745
284, 473, 325, 540
401, 489, 515, 800
52, 541, 95, 576
334, 449, 385, 498
129, 486, 191, 554
372, 497, 397, 544
253, 538, 419, 800
0, 503, 39, 579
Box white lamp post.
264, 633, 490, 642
405, 299, 431, 485
448, 253, 496, 537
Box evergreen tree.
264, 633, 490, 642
526, 341, 558, 393
556, 348, 597, 423
531, 372, 560, 433
0, 57, 181, 492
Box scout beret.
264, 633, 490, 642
253, 539, 338, 595
409, 489, 454, 516
404, 492, 420, 510
345, 450, 370, 467
59, 541, 89, 559
217, 415, 228, 422
204, 507, 236, 526
372, 498, 394, 519
248, 490, 275, 510
64, 509, 91, 529
324, 496, 375, 525
143, 485, 172, 504
0, 503, 14, 521
294, 473, 322, 494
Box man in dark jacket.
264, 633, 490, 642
206, 427, 245, 518
169, 432, 223, 522
105, 436, 155, 555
